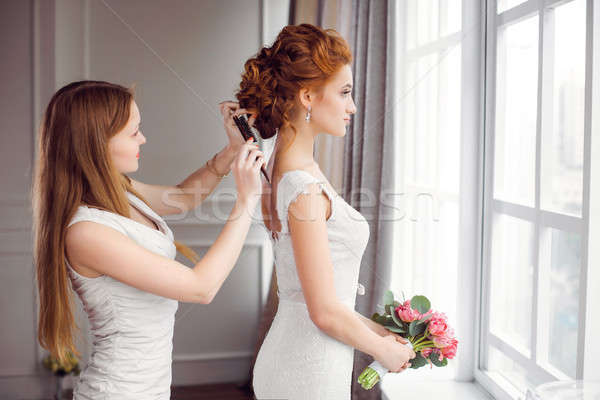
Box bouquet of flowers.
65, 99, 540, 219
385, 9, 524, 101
358, 291, 458, 390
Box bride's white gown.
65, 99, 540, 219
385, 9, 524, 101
253, 169, 370, 400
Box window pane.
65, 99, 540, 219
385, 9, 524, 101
540, 0, 586, 217
487, 346, 529, 391
547, 229, 581, 378
494, 16, 539, 206
486, 345, 545, 394
490, 214, 534, 353
497, 0, 528, 14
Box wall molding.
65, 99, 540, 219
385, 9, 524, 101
171, 235, 273, 372
173, 350, 253, 362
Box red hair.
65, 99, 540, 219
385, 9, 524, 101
236, 24, 352, 235
236, 23, 352, 140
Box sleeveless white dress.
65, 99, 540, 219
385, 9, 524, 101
66, 192, 178, 399
252, 170, 370, 400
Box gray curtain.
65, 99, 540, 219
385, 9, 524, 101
343, 1, 397, 399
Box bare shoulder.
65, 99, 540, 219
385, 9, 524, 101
288, 182, 332, 223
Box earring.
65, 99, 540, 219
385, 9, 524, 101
305, 106, 312, 122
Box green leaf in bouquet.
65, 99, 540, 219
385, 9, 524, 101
372, 313, 391, 326
383, 318, 397, 328
410, 295, 431, 314
418, 314, 433, 324
383, 290, 395, 306
408, 320, 418, 336
409, 353, 428, 369
385, 325, 406, 334
429, 354, 448, 367
393, 300, 401, 308
409, 320, 427, 337
390, 306, 404, 328
376, 313, 392, 324
385, 304, 394, 316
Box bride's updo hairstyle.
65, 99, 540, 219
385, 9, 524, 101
236, 23, 352, 142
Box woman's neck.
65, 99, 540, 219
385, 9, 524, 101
274, 124, 317, 169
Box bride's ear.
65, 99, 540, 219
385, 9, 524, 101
298, 88, 312, 110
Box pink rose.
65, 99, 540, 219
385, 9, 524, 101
420, 347, 434, 358
440, 339, 458, 359
432, 330, 455, 348
427, 312, 449, 336
395, 300, 421, 323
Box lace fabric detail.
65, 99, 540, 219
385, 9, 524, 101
253, 170, 370, 399
275, 170, 337, 235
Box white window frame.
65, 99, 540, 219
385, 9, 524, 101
475, 0, 600, 399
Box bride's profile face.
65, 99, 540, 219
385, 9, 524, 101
311, 64, 357, 137
108, 101, 146, 173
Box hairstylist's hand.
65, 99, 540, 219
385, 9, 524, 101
231, 138, 265, 206
219, 101, 257, 153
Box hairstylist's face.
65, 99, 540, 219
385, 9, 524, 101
108, 101, 146, 173
310, 64, 356, 137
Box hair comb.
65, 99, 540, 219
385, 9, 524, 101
232, 115, 270, 185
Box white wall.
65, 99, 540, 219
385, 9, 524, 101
0, 0, 289, 397
0, 1, 50, 397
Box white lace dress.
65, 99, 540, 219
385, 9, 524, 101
252, 170, 370, 400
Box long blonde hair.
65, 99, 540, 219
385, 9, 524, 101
32, 80, 199, 363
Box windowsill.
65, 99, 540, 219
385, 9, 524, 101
382, 378, 494, 400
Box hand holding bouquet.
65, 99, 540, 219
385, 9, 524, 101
358, 291, 458, 390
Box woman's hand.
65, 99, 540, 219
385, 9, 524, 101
381, 329, 409, 345
219, 101, 257, 154
374, 335, 416, 373
230, 139, 265, 207
377, 329, 412, 371
379, 332, 412, 372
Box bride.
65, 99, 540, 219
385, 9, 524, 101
235, 24, 416, 399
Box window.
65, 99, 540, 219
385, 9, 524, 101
478, 0, 597, 397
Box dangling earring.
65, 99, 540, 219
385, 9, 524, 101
305, 106, 312, 122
